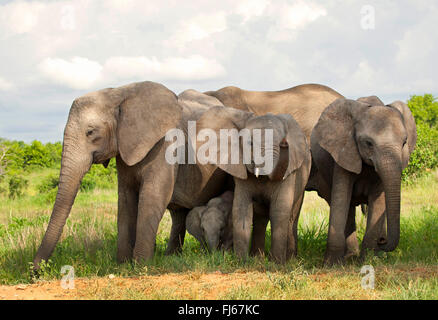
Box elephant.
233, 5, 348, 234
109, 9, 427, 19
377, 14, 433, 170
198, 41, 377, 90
195, 106, 311, 263
186, 191, 234, 251
186, 191, 269, 253
33, 82, 234, 269
310, 96, 417, 265
204, 83, 344, 141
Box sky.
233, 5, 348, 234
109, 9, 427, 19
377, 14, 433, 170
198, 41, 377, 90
0, 0, 437, 142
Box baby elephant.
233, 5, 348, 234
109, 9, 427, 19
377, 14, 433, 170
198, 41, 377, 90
196, 107, 311, 263
186, 191, 234, 251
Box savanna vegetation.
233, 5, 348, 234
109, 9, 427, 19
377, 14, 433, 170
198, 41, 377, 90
0, 94, 437, 299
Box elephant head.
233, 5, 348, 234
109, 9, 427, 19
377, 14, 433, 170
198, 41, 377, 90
33, 81, 182, 268
186, 191, 234, 250
311, 97, 417, 252
195, 107, 308, 181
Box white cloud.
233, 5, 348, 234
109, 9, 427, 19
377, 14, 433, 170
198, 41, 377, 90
264, 0, 327, 42
38, 57, 103, 90
276, 1, 327, 30
235, 0, 269, 22
37, 55, 226, 90
0, 0, 44, 35
104, 55, 226, 82
169, 12, 227, 47
0, 77, 14, 91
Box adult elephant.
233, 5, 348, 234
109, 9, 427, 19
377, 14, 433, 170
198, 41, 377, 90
310, 97, 417, 265
33, 82, 232, 269
204, 84, 344, 141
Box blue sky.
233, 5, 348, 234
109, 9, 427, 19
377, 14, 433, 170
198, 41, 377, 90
0, 0, 437, 142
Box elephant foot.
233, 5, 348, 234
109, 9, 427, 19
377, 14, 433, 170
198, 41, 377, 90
344, 248, 360, 260
164, 245, 182, 256
324, 250, 345, 266
133, 246, 154, 263
117, 248, 133, 264
250, 247, 265, 257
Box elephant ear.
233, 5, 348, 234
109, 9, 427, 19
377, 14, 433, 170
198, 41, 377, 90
357, 95, 385, 106
196, 106, 254, 179
386, 101, 417, 155
276, 114, 309, 179
116, 81, 182, 166
312, 98, 369, 174
186, 206, 206, 243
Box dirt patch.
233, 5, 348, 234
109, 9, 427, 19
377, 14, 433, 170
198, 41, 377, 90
0, 271, 267, 300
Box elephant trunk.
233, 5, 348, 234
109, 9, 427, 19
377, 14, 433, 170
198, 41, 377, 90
33, 136, 92, 269
376, 152, 402, 252
206, 233, 220, 251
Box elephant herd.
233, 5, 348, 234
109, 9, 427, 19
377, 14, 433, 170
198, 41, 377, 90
32, 81, 417, 269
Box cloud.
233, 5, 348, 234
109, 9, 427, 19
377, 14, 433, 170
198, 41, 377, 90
38, 57, 103, 90
0, 0, 45, 35
37, 55, 226, 90
0, 77, 14, 91
104, 55, 226, 82
168, 12, 228, 48
0, 0, 437, 142
266, 0, 327, 41
234, 0, 269, 22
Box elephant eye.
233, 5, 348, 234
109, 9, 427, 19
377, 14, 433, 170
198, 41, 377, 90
402, 137, 407, 147
86, 129, 94, 137
364, 139, 373, 148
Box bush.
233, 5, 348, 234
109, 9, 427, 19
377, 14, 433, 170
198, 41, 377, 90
403, 94, 438, 182
81, 160, 117, 191
8, 174, 28, 199
0, 139, 62, 172
402, 123, 438, 181
37, 173, 59, 194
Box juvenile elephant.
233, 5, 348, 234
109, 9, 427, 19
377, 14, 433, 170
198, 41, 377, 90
186, 191, 234, 251
310, 97, 417, 265
186, 191, 269, 253
196, 107, 311, 263
33, 82, 232, 269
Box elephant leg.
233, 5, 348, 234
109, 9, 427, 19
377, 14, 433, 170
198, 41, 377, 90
287, 192, 304, 260
269, 186, 294, 264
325, 164, 354, 266
165, 208, 189, 255
116, 177, 138, 263
344, 205, 360, 258
250, 203, 269, 256
133, 163, 176, 262
233, 182, 253, 259
269, 206, 292, 264
361, 188, 386, 258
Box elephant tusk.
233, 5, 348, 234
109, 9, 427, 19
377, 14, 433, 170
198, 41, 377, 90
255, 167, 260, 178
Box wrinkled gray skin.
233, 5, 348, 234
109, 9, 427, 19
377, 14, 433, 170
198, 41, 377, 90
310, 96, 417, 265
187, 191, 270, 253
186, 191, 234, 251
33, 82, 233, 269
205, 84, 344, 141
196, 107, 311, 263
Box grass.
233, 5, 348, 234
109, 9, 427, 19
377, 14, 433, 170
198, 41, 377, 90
0, 168, 437, 299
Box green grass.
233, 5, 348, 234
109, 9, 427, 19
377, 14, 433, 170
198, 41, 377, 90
0, 168, 437, 299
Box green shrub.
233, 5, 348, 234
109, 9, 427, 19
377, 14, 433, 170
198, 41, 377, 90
8, 174, 28, 199
0, 139, 62, 172
81, 160, 117, 191
37, 173, 59, 194
80, 174, 97, 192
403, 94, 438, 182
